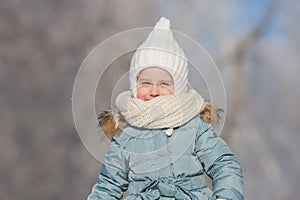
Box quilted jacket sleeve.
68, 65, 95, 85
87, 136, 129, 200
195, 118, 244, 200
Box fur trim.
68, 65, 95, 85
97, 109, 127, 139
98, 103, 221, 139
198, 102, 221, 127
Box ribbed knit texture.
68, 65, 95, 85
130, 17, 188, 95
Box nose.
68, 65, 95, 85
150, 84, 160, 97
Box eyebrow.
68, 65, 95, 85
138, 78, 173, 83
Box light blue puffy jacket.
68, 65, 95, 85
88, 117, 244, 200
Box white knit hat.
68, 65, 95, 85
130, 17, 188, 95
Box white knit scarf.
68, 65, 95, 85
115, 89, 205, 130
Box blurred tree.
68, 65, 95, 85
0, 0, 299, 200
222, 0, 279, 143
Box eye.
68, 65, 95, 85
140, 81, 151, 85
160, 82, 171, 87
139, 81, 151, 87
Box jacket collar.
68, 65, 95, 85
98, 102, 221, 139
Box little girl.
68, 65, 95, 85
87, 17, 244, 200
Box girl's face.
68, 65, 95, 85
136, 67, 174, 101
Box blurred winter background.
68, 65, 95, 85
1, 0, 299, 199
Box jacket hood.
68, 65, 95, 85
98, 102, 221, 139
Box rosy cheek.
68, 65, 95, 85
136, 88, 148, 100
162, 88, 174, 96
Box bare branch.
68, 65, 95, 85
222, 1, 279, 143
